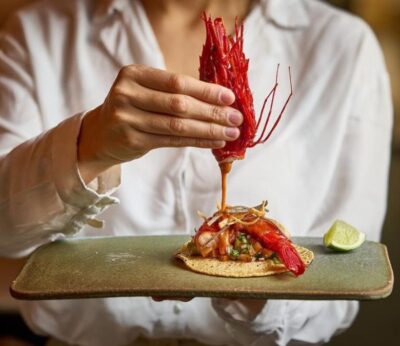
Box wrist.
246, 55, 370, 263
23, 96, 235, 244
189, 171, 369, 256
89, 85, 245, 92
77, 107, 116, 184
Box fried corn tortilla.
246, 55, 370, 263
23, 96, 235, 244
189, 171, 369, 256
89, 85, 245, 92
175, 242, 314, 278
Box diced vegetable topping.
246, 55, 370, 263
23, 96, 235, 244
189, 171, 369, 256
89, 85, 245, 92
193, 201, 289, 263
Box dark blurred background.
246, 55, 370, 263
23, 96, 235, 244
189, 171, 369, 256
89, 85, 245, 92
0, 0, 399, 345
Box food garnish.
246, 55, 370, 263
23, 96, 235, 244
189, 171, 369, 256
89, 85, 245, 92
199, 13, 293, 211
323, 220, 366, 252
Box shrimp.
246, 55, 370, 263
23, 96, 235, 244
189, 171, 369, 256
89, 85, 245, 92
234, 218, 305, 276
194, 206, 305, 276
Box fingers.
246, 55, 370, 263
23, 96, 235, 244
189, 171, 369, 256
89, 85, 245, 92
128, 65, 235, 106
123, 83, 243, 127
135, 131, 226, 150
151, 296, 193, 302
124, 107, 240, 142
104, 65, 245, 159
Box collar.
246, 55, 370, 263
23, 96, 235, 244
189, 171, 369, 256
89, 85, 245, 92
93, 0, 310, 29
261, 0, 310, 29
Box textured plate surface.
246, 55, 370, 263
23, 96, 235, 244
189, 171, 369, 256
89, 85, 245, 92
10, 236, 393, 300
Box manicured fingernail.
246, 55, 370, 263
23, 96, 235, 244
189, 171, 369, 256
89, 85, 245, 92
220, 90, 235, 104
229, 111, 243, 126
225, 127, 240, 139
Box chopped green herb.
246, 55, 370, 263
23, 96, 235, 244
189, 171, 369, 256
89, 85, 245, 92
238, 234, 248, 243
272, 256, 281, 264
230, 249, 239, 259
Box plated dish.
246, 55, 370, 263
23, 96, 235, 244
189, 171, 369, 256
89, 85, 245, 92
176, 14, 311, 278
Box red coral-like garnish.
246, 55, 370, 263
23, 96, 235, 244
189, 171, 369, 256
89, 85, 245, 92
199, 13, 293, 164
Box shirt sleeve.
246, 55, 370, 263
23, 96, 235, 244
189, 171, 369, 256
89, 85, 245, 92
0, 16, 120, 258
211, 18, 393, 346
212, 299, 358, 346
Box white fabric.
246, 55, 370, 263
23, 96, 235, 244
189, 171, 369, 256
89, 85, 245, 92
0, 0, 392, 345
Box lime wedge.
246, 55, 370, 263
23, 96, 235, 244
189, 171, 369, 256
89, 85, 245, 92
323, 220, 366, 251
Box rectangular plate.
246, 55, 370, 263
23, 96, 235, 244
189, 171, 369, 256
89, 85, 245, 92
10, 236, 393, 300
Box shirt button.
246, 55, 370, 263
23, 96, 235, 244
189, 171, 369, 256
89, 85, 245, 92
173, 303, 183, 314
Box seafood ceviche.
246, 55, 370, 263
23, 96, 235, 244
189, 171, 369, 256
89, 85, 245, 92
177, 200, 313, 278
193, 202, 307, 276
176, 14, 313, 277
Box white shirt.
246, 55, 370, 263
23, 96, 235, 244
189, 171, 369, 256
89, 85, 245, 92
0, 0, 392, 345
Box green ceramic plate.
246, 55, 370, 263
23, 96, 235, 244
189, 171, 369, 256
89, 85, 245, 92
10, 236, 393, 300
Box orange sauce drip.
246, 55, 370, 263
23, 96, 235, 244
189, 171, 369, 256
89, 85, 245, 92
219, 162, 232, 212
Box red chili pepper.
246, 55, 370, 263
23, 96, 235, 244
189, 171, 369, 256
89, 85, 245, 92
199, 13, 293, 164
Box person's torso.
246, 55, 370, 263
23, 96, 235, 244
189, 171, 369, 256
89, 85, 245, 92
16, 0, 365, 344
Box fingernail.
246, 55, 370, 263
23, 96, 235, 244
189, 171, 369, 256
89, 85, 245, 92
220, 90, 235, 104
225, 127, 240, 139
229, 111, 243, 126
213, 141, 226, 148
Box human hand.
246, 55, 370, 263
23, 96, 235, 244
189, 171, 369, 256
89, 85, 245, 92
150, 297, 266, 313
77, 65, 242, 183
151, 296, 192, 302
213, 298, 267, 321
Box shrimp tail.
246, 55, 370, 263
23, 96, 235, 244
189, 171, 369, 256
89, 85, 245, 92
244, 219, 306, 276
272, 241, 305, 276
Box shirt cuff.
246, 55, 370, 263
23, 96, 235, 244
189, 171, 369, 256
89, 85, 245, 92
52, 112, 119, 206
212, 298, 286, 344
51, 112, 120, 233
212, 298, 359, 346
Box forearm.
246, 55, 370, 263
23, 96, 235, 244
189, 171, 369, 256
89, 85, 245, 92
0, 113, 120, 257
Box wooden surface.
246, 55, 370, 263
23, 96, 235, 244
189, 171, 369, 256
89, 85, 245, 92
10, 236, 393, 301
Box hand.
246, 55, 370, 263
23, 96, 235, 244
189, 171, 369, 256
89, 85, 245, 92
77, 64, 242, 183
151, 296, 192, 302
150, 297, 266, 320
214, 298, 267, 321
